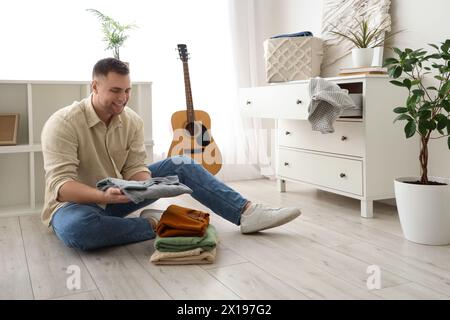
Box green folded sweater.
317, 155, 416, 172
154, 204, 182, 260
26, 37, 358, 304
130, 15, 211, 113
154, 224, 217, 252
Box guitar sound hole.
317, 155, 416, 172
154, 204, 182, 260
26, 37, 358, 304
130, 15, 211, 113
185, 121, 211, 147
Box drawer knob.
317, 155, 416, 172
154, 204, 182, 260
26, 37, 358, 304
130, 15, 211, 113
285, 131, 291, 135
246, 100, 252, 105
284, 162, 290, 166
340, 173, 346, 178
296, 99, 302, 105
341, 136, 348, 141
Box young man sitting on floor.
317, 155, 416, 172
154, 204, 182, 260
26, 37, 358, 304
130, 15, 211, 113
41, 58, 301, 251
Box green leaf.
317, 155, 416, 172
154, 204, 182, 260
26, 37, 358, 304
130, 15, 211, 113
426, 86, 438, 91
406, 58, 418, 64
440, 81, 450, 96
442, 100, 450, 112
394, 114, 413, 123
428, 43, 439, 50
383, 57, 399, 66
416, 50, 427, 57
412, 89, 425, 96
448, 137, 450, 150
411, 80, 421, 86
403, 63, 413, 72
394, 107, 408, 114
419, 109, 431, 120
405, 121, 416, 138
407, 94, 420, 108
419, 102, 433, 110
418, 120, 428, 135
390, 80, 404, 87
388, 66, 397, 78
403, 79, 412, 90
426, 120, 437, 130
425, 53, 442, 59
393, 66, 403, 78
393, 47, 403, 57
435, 114, 448, 130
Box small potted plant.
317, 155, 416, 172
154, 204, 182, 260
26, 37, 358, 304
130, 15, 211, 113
329, 17, 399, 67
384, 39, 450, 245
87, 9, 137, 61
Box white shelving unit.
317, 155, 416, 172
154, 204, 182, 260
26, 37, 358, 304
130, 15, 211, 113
0, 80, 153, 217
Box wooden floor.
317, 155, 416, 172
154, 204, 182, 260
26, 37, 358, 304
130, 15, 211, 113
1, 179, 450, 300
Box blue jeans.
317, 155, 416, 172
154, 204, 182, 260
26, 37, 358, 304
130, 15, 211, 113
51, 156, 248, 251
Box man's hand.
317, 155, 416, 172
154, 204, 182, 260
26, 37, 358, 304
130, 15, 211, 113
58, 181, 131, 204
103, 187, 131, 204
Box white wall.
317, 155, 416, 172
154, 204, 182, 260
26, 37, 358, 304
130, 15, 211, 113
253, 0, 450, 179
253, 0, 323, 85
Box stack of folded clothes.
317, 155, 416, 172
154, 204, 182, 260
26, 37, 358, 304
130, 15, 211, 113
149, 204, 218, 265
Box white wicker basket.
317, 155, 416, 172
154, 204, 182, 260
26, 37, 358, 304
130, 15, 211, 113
264, 37, 324, 83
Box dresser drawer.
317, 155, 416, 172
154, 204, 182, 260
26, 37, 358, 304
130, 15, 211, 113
277, 148, 363, 195
240, 83, 310, 119
278, 120, 365, 157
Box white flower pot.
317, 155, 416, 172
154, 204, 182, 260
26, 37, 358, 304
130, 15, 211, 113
394, 177, 450, 245
371, 46, 384, 67
351, 48, 374, 67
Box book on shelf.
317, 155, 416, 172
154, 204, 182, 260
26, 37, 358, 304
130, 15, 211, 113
339, 66, 387, 76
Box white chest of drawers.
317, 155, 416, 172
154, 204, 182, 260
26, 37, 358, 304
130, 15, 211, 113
240, 75, 418, 218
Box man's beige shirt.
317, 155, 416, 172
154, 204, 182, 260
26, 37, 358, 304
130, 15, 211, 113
40, 95, 150, 226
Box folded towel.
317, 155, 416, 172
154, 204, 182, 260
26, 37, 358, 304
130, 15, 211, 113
156, 204, 210, 237
149, 247, 216, 265
270, 31, 313, 39
96, 176, 192, 204
308, 77, 358, 133
155, 224, 218, 252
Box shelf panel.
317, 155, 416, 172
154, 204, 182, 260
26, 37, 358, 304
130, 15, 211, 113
0, 153, 30, 207
0, 144, 41, 154
0, 83, 29, 144
34, 152, 45, 205
0, 204, 41, 218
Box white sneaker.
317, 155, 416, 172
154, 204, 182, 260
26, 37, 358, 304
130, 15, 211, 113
240, 204, 301, 234
140, 209, 164, 230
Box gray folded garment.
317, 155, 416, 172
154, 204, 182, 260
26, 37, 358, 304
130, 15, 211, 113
308, 77, 358, 133
96, 175, 193, 204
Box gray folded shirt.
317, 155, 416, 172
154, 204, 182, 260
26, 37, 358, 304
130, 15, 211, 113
96, 175, 193, 204
308, 77, 358, 133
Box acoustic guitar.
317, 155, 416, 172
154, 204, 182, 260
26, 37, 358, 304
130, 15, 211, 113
167, 44, 222, 175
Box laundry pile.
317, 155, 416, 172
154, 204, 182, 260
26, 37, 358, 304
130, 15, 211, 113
149, 204, 218, 265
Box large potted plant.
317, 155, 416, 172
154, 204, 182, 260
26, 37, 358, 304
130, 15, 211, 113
329, 17, 399, 67
384, 39, 450, 245
87, 9, 137, 61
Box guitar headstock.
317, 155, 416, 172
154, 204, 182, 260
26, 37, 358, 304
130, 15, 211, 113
177, 44, 190, 62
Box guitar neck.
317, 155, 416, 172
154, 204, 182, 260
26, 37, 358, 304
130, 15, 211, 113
182, 61, 195, 123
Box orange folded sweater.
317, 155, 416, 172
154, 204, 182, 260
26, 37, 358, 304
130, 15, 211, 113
156, 204, 210, 237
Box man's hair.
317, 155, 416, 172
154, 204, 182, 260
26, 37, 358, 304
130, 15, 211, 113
92, 58, 129, 79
